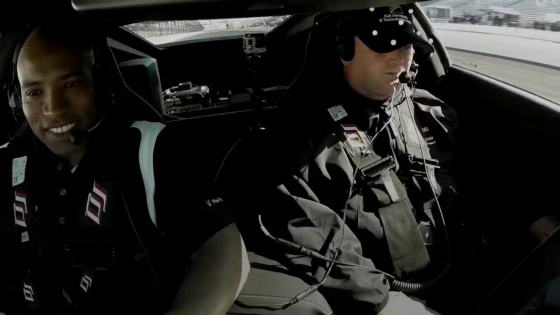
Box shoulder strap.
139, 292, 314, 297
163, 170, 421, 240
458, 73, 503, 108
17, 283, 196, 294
326, 106, 431, 278
130, 121, 166, 227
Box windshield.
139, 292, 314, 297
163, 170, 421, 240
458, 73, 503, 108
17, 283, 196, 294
421, 0, 560, 104
124, 16, 290, 46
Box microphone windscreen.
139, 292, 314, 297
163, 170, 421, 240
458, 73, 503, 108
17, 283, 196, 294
399, 72, 411, 84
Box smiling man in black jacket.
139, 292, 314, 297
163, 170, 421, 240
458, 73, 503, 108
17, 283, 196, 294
0, 24, 248, 315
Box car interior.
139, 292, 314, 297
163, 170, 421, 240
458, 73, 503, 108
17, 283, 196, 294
1, 0, 560, 314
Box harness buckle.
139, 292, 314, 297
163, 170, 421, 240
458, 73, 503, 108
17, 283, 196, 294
406, 154, 440, 175
360, 155, 397, 185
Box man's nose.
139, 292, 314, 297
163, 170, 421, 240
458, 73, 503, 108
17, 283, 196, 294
389, 50, 406, 66
42, 90, 68, 116
389, 49, 411, 69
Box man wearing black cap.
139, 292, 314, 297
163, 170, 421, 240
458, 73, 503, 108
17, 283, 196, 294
336, 5, 436, 100
222, 4, 458, 315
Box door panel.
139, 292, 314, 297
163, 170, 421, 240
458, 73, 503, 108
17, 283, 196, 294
430, 65, 560, 312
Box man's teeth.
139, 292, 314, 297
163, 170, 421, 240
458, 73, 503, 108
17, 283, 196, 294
50, 123, 76, 134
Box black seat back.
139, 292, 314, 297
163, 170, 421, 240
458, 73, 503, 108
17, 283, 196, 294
119, 57, 165, 115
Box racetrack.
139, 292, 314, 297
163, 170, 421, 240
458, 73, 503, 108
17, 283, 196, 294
436, 28, 560, 68
447, 48, 560, 104
435, 26, 560, 104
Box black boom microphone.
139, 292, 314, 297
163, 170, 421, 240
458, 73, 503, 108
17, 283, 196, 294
70, 113, 107, 145
398, 71, 412, 84
398, 61, 419, 84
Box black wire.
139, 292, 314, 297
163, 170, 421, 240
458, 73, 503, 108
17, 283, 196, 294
281, 14, 333, 101
334, 85, 451, 294
211, 16, 331, 189
404, 88, 452, 265
242, 248, 341, 309
211, 136, 244, 186
284, 248, 340, 307
336, 85, 399, 265
258, 215, 395, 280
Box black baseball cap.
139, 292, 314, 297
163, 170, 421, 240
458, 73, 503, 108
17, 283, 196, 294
344, 5, 434, 55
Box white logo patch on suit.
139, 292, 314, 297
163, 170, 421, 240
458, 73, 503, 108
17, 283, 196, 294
401, 114, 429, 149
85, 181, 108, 225
80, 274, 93, 293
23, 283, 35, 302
327, 105, 349, 122
13, 191, 28, 228
21, 231, 29, 243
342, 124, 373, 155
12, 156, 27, 187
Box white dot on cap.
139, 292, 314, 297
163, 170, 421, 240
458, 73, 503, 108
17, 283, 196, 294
398, 20, 404, 25
416, 31, 422, 36
379, 18, 383, 23
372, 30, 378, 36
409, 9, 414, 14
428, 38, 434, 44
369, 7, 375, 11
391, 39, 397, 46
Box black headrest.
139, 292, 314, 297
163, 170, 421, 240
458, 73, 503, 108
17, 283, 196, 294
119, 57, 164, 115
97, 38, 163, 122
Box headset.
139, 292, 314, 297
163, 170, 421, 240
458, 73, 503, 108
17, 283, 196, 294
4, 26, 120, 147
4, 27, 116, 114
5, 32, 26, 110
334, 11, 420, 85
335, 15, 356, 62
4, 26, 166, 303
399, 60, 419, 84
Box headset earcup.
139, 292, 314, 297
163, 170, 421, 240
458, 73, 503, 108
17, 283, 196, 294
7, 84, 21, 109
8, 91, 17, 109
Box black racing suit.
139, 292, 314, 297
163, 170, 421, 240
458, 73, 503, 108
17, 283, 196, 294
0, 115, 234, 315
224, 83, 459, 314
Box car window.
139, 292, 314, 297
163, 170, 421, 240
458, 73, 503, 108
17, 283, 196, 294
420, 0, 560, 104
124, 16, 290, 46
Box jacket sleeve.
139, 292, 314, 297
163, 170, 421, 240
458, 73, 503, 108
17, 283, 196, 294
258, 140, 391, 315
